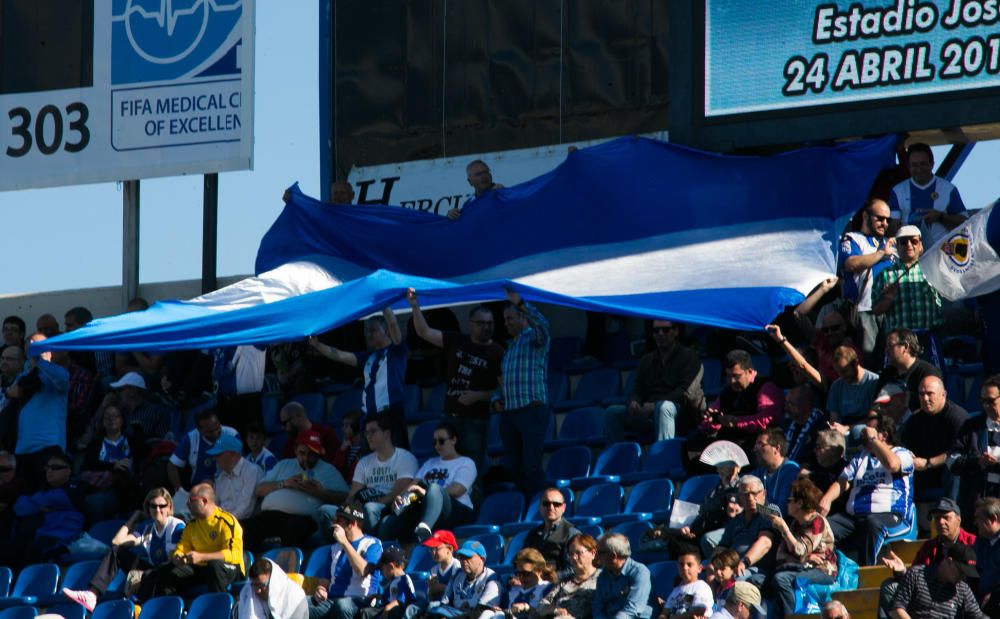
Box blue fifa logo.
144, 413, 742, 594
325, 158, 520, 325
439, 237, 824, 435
111, 0, 244, 85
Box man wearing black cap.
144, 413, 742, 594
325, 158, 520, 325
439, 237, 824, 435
889, 543, 986, 618
310, 504, 384, 619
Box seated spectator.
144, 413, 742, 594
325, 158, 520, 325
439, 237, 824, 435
876, 328, 942, 412
781, 385, 827, 468
280, 401, 340, 464
704, 549, 739, 614
534, 533, 600, 619
494, 548, 555, 619
109, 372, 170, 445
950, 375, 1000, 516
245, 430, 349, 551
309, 505, 383, 619
604, 319, 703, 442
168, 408, 240, 491
649, 462, 741, 559
0, 451, 23, 539
698, 350, 784, 456
716, 475, 772, 581
806, 429, 848, 489
974, 497, 1000, 615
423, 530, 461, 602
358, 547, 415, 619
657, 548, 713, 619
62, 487, 185, 611
879, 498, 976, 617
427, 539, 500, 619
889, 543, 986, 618
309, 307, 410, 449
244, 421, 278, 473
751, 428, 799, 514
593, 533, 652, 619
1, 450, 85, 567
379, 422, 476, 542
323, 413, 417, 534
901, 375, 966, 495
209, 435, 262, 521
708, 581, 764, 619
821, 600, 850, 619
239, 557, 309, 619
143, 482, 245, 600
524, 487, 581, 578
766, 478, 838, 616
53, 349, 98, 445
826, 345, 879, 428
820, 415, 914, 565
80, 397, 139, 520
333, 409, 363, 483
869, 382, 911, 428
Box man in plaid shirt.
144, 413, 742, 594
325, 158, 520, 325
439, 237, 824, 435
872, 225, 942, 332
493, 289, 550, 497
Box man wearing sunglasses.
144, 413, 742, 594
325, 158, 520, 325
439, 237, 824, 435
605, 320, 703, 443
524, 487, 580, 578
872, 225, 943, 334
840, 198, 897, 359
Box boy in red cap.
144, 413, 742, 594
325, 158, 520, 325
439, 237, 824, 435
423, 530, 461, 601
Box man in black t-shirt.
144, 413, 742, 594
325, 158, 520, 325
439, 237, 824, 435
407, 290, 503, 472
876, 328, 942, 412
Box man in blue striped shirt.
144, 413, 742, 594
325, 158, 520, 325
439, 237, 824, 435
494, 289, 550, 497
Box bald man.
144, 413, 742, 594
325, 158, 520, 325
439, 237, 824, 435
901, 375, 967, 493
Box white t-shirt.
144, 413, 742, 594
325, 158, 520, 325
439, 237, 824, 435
663, 580, 714, 616
261, 458, 349, 517
352, 448, 419, 501
416, 456, 477, 509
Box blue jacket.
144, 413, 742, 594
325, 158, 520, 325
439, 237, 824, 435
593, 558, 652, 619
14, 483, 84, 544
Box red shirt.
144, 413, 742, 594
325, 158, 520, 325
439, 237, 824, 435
912, 528, 977, 566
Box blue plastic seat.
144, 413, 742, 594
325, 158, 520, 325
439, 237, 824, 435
602, 478, 674, 527
487, 414, 504, 456
406, 544, 436, 574
549, 337, 583, 372
61, 519, 126, 563
454, 491, 524, 538
136, 595, 183, 619
0, 607, 36, 619
503, 530, 531, 564
548, 373, 569, 403
261, 392, 283, 434
0, 567, 11, 597
403, 384, 423, 422
186, 592, 233, 619
304, 545, 332, 577
570, 442, 641, 489
45, 603, 85, 619
410, 571, 430, 604
553, 368, 621, 411
465, 534, 503, 565
329, 388, 363, 427
568, 483, 623, 527
610, 521, 653, 555
546, 407, 606, 450
490, 563, 515, 580
0, 564, 59, 609
261, 546, 304, 573
37, 560, 100, 606
546, 445, 591, 488
677, 474, 719, 505
290, 392, 326, 424
602, 370, 636, 407
92, 600, 135, 619
701, 358, 724, 398
410, 420, 440, 460
620, 439, 687, 485
648, 561, 679, 601
579, 524, 603, 538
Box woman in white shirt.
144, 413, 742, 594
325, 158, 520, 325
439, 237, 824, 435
379, 422, 477, 542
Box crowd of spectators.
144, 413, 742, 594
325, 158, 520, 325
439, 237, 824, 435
0, 147, 997, 618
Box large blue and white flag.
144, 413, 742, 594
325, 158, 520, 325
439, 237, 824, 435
34, 135, 896, 353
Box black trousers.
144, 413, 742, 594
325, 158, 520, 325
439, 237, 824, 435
89, 545, 148, 595
142, 559, 240, 601
243, 511, 317, 553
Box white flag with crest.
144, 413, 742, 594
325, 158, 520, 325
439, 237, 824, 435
921, 203, 1000, 301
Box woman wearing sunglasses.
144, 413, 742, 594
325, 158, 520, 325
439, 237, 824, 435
379, 422, 476, 543
494, 548, 555, 619
63, 487, 186, 612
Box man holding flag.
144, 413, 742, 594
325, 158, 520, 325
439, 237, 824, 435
872, 225, 943, 333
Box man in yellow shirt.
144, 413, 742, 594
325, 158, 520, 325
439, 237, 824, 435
143, 482, 244, 600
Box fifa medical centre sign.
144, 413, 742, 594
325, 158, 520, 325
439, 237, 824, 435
0, 0, 255, 191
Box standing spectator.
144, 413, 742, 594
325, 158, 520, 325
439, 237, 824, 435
108, 372, 171, 445
239, 558, 309, 619
698, 350, 784, 456
2, 316, 25, 350
309, 505, 383, 619
826, 345, 880, 428
888, 543, 986, 618
422, 530, 462, 602
534, 533, 600, 619
245, 430, 349, 551
54, 348, 97, 447
524, 488, 582, 577
309, 307, 409, 448
280, 401, 341, 465
593, 533, 651, 619
751, 428, 800, 514
167, 408, 239, 490
407, 289, 503, 471
212, 345, 266, 434
35, 314, 59, 337
950, 375, 1000, 516
604, 319, 704, 442
427, 540, 500, 618
901, 375, 966, 496
0, 346, 24, 409
244, 421, 278, 473
872, 226, 943, 332
210, 435, 262, 521
820, 416, 915, 565
446, 160, 505, 220
876, 328, 942, 412
145, 482, 245, 600
494, 289, 551, 497
839, 198, 896, 358
379, 422, 476, 542
888, 142, 967, 245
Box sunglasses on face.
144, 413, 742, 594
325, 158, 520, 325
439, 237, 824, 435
899, 237, 921, 245
867, 212, 890, 222
149, 503, 170, 510
541, 500, 564, 507
516, 570, 534, 580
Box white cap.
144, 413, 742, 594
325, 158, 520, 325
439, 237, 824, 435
109, 371, 146, 390
896, 225, 922, 239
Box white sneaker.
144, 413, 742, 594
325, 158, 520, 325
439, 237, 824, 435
62, 588, 97, 612
414, 522, 433, 542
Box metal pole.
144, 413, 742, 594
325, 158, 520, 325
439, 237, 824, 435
202, 173, 218, 294
122, 180, 140, 309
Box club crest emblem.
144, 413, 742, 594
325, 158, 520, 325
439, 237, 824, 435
941, 230, 973, 274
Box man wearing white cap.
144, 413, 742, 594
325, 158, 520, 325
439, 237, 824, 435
109, 371, 170, 442
871, 225, 943, 333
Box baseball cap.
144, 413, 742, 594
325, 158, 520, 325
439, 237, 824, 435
297, 430, 325, 455
730, 581, 764, 614
378, 546, 407, 566
335, 504, 365, 524
110, 372, 146, 390
422, 530, 458, 550
896, 225, 922, 239
943, 543, 979, 579
455, 540, 487, 559
931, 497, 961, 517
206, 434, 243, 456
